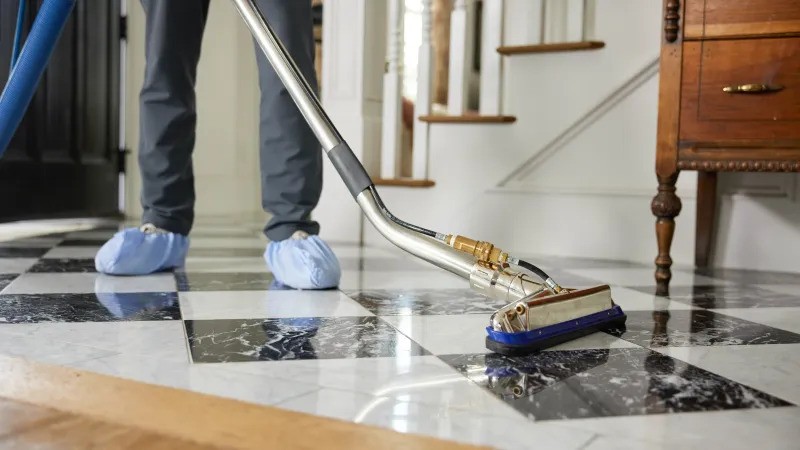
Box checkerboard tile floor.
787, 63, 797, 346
1, 223, 799, 449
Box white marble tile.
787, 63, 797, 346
188, 237, 267, 249
277, 387, 597, 450
68, 353, 319, 406
716, 307, 800, 334
656, 344, 800, 404
546, 332, 640, 351
179, 290, 372, 320
43, 246, 101, 259
2, 273, 176, 294
383, 315, 493, 355
0, 258, 37, 274
221, 355, 513, 412
608, 286, 695, 311
566, 268, 728, 287
340, 270, 467, 290
180, 257, 268, 273
0, 326, 116, 365
556, 407, 800, 450
0, 321, 188, 361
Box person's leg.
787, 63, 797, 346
96, 0, 210, 275
253, 0, 340, 289
139, 0, 210, 234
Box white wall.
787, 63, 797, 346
124, 1, 266, 225
319, 0, 800, 273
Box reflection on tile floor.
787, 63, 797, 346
176, 272, 274, 291
0, 292, 180, 323
629, 285, 800, 309
0, 222, 798, 449
186, 316, 428, 362
441, 348, 790, 421
345, 289, 508, 315
610, 310, 800, 348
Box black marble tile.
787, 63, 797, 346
185, 316, 429, 362
607, 309, 800, 347
175, 272, 274, 291
187, 248, 265, 258
440, 348, 793, 421
58, 239, 108, 247
346, 289, 509, 315
0, 274, 18, 291
0, 292, 180, 323
695, 268, 800, 285
0, 247, 50, 258
629, 285, 800, 309
28, 258, 97, 273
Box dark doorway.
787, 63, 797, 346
0, 0, 123, 221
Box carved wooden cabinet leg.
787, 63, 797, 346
651, 173, 682, 296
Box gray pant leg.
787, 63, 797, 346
253, 0, 323, 241
138, 0, 210, 235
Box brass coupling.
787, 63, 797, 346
445, 234, 509, 267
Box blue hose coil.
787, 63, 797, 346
0, 0, 76, 157
11, 0, 27, 71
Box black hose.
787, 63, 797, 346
369, 187, 440, 239
516, 259, 552, 283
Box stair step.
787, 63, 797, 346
497, 41, 605, 55
373, 178, 436, 188
418, 115, 516, 124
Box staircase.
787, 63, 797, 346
315, 0, 800, 272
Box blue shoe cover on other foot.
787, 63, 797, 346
95, 225, 189, 275
265, 231, 341, 290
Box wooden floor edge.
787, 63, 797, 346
0, 355, 487, 450
418, 115, 517, 124
497, 41, 605, 55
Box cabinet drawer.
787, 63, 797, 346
679, 37, 800, 144
684, 0, 800, 39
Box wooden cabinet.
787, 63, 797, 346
652, 0, 800, 295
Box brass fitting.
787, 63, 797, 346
445, 234, 509, 267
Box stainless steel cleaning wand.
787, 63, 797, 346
230, 0, 553, 302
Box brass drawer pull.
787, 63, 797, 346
722, 83, 784, 94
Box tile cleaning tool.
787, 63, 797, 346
231, 0, 626, 355
0, 0, 625, 355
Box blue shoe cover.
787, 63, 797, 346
95, 225, 189, 275
265, 231, 341, 290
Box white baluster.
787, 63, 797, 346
447, 0, 471, 115
565, 0, 585, 42
582, 0, 597, 41
542, 0, 564, 43
412, 0, 433, 179
479, 0, 504, 115
381, 0, 404, 179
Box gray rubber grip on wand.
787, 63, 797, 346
328, 142, 373, 197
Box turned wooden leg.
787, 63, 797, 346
651, 173, 682, 296
695, 172, 717, 267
